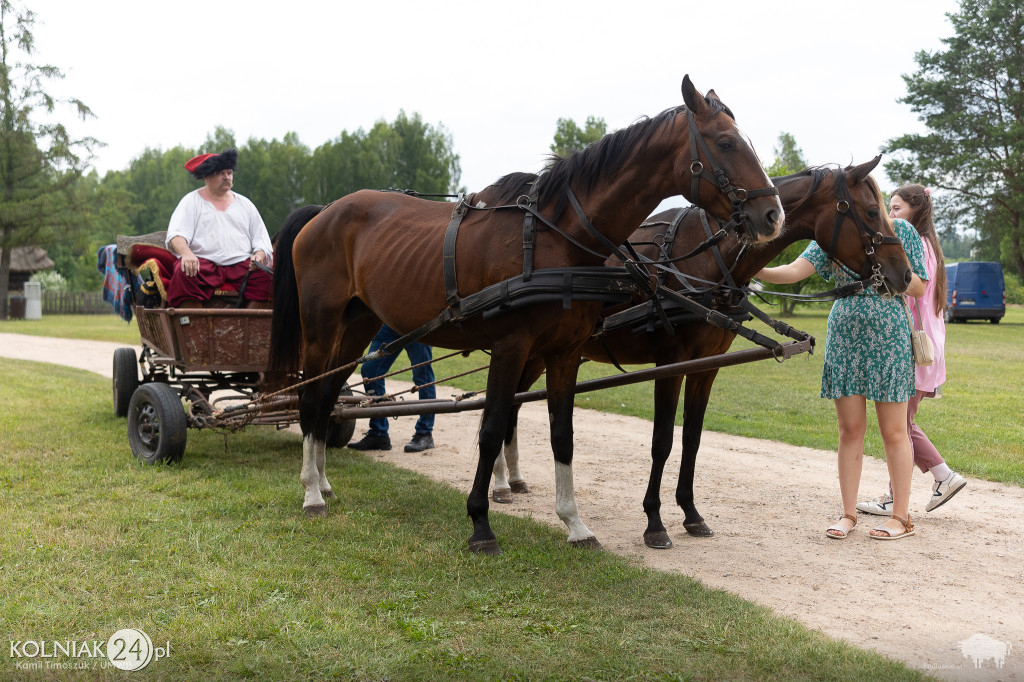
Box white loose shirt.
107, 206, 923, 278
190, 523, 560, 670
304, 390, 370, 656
166, 190, 273, 267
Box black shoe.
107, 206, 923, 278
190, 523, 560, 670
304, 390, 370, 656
404, 433, 434, 453
348, 432, 392, 451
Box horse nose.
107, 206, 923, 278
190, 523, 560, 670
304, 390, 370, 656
905, 269, 913, 286
766, 208, 781, 229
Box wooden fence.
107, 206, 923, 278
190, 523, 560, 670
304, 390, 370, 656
42, 291, 111, 315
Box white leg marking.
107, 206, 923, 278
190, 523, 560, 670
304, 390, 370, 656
301, 435, 326, 509
505, 429, 524, 485
317, 443, 332, 495
492, 450, 510, 492
555, 462, 595, 542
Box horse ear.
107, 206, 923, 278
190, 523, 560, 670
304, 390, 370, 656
847, 154, 883, 184
706, 88, 720, 102
682, 75, 707, 115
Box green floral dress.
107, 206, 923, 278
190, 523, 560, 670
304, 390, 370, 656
799, 219, 928, 403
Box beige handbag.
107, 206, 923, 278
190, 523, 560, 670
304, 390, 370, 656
904, 298, 934, 367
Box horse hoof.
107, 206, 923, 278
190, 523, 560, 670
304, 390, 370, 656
468, 539, 503, 556
304, 504, 327, 518
322, 490, 337, 501
509, 480, 531, 494
684, 521, 714, 537
643, 530, 673, 549
569, 536, 602, 550
492, 488, 513, 504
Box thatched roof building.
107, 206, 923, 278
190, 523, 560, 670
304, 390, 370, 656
2, 246, 55, 291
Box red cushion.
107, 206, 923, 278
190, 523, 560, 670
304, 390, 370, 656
130, 244, 176, 271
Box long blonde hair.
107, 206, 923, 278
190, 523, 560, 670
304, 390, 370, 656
893, 184, 946, 313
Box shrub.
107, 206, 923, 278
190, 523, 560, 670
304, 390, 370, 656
29, 270, 70, 293
1004, 270, 1024, 305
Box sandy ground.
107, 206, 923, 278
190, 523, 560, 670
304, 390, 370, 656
2, 331, 1021, 680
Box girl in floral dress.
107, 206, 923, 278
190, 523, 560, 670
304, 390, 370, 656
757, 199, 928, 540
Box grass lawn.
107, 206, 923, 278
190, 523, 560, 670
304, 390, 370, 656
0, 357, 928, 680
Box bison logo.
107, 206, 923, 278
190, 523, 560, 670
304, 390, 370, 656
960, 634, 1012, 669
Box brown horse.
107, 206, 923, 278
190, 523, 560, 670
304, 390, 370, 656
490, 157, 914, 547
267, 76, 784, 555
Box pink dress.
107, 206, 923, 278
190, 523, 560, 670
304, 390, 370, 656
907, 240, 946, 393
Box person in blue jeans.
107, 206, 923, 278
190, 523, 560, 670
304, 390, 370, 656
348, 325, 436, 453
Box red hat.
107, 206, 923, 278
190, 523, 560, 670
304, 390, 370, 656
183, 149, 238, 180
184, 153, 217, 173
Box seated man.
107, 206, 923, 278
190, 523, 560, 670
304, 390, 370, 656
166, 148, 274, 307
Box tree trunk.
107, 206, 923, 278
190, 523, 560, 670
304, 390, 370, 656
1011, 224, 1024, 282
0, 226, 12, 320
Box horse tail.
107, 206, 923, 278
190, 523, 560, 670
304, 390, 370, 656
266, 204, 325, 388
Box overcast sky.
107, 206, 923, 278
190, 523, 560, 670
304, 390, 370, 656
31, 0, 960, 206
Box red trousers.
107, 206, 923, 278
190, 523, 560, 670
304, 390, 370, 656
167, 258, 271, 307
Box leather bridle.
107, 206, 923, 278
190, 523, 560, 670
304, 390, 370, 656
685, 107, 779, 241
827, 168, 903, 294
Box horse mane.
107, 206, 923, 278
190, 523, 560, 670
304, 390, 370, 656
770, 165, 835, 216
486, 97, 734, 219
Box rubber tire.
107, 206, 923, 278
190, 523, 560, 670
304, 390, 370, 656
990, 317, 1000, 324
326, 388, 356, 448
944, 310, 953, 324
113, 348, 139, 417
127, 383, 187, 465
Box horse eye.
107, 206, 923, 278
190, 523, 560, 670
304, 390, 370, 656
867, 210, 879, 219
717, 139, 735, 152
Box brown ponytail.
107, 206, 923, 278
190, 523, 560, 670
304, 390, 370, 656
894, 184, 946, 314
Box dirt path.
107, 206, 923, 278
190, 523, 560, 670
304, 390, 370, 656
2, 332, 1020, 680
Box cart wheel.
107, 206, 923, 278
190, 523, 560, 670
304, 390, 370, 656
127, 383, 187, 464
113, 348, 140, 417
326, 388, 356, 448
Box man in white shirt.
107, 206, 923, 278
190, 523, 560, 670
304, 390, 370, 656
165, 149, 274, 307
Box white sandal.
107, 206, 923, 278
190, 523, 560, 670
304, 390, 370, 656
870, 514, 916, 540
825, 513, 857, 539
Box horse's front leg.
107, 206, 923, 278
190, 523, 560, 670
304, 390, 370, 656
546, 352, 600, 549
643, 375, 684, 549
676, 370, 718, 537
467, 348, 528, 554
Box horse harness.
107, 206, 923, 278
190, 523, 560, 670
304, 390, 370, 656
367, 110, 786, 364
595, 166, 905, 362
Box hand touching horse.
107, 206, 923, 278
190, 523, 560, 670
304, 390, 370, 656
267, 76, 784, 555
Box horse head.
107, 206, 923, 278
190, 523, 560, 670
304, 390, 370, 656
679, 75, 783, 245
821, 156, 912, 295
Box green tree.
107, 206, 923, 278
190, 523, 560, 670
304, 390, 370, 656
45, 170, 137, 291
758, 133, 827, 315
304, 111, 460, 202
97, 112, 460, 253
305, 130, 363, 205
550, 116, 607, 157
884, 0, 1024, 279
0, 0, 98, 317
764, 132, 806, 177
104, 146, 194, 235
235, 131, 310, 235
